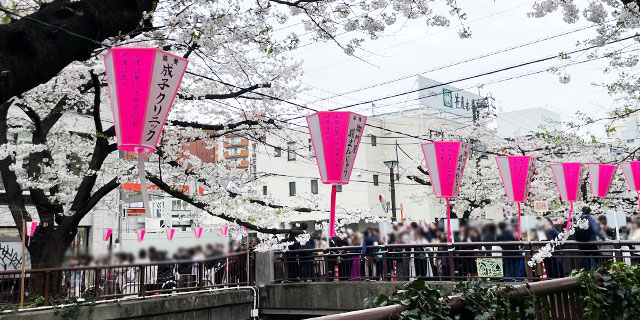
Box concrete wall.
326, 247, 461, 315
260, 281, 457, 318
0, 289, 254, 320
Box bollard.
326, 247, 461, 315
334, 265, 339, 281
540, 261, 548, 281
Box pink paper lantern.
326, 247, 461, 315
136, 229, 146, 242
166, 228, 175, 240
586, 163, 617, 198
496, 156, 536, 239
549, 163, 583, 230
104, 47, 188, 220
619, 161, 640, 214
307, 111, 367, 237
421, 141, 471, 242
193, 226, 203, 239
220, 226, 228, 236
103, 228, 113, 242
25, 221, 38, 237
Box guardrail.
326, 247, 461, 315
275, 240, 640, 282
0, 251, 253, 307
314, 277, 583, 320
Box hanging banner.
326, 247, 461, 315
496, 156, 535, 239
421, 141, 471, 242
620, 161, 640, 215
586, 163, 616, 198
307, 111, 367, 237
550, 162, 583, 230
193, 226, 203, 239
103, 228, 113, 242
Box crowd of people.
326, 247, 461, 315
62, 240, 255, 299
281, 207, 640, 282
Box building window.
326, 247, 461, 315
311, 179, 318, 194
628, 139, 635, 143
371, 135, 377, 146
373, 175, 379, 186
274, 147, 281, 157
172, 200, 188, 211
336, 185, 342, 192
263, 185, 268, 196
289, 182, 296, 196
287, 142, 296, 161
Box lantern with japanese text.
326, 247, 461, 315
421, 141, 471, 243
619, 161, 640, 214
496, 156, 536, 239
549, 163, 583, 230
586, 163, 617, 198
307, 111, 367, 237
104, 47, 188, 219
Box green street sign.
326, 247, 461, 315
442, 88, 453, 108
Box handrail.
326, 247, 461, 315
313, 277, 582, 320
0, 251, 249, 275
275, 240, 640, 254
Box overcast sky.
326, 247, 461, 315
286, 0, 623, 138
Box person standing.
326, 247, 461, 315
574, 206, 606, 269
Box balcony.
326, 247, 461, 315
223, 139, 249, 148
223, 149, 249, 159
236, 160, 249, 168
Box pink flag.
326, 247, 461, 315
550, 163, 583, 230
421, 141, 471, 242
193, 226, 203, 239
620, 161, 640, 214
586, 163, 616, 198
496, 156, 535, 239
136, 229, 146, 242
103, 228, 113, 242
165, 228, 175, 240
25, 221, 38, 237
307, 112, 367, 237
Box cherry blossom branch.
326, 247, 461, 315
178, 83, 271, 100
146, 174, 304, 234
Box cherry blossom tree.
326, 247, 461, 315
0, 0, 469, 267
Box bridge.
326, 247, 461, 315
0, 240, 638, 319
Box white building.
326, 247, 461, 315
604, 113, 640, 148
496, 107, 562, 139
255, 76, 496, 230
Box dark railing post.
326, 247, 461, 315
198, 262, 205, 290
94, 267, 101, 300
382, 251, 388, 281
448, 244, 455, 281
139, 266, 146, 297
524, 242, 533, 281
613, 241, 623, 263
44, 271, 50, 306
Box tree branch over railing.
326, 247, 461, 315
178, 83, 271, 100
147, 175, 304, 234
0, 0, 155, 104
168, 118, 277, 132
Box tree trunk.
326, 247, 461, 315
0, 0, 155, 104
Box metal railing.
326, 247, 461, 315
0, 251, 253, 307
275, 240, 640, 283
314, 277, 584, 320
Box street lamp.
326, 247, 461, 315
383, 160, 398, 221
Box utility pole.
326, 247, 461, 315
384, 159, 399, 221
